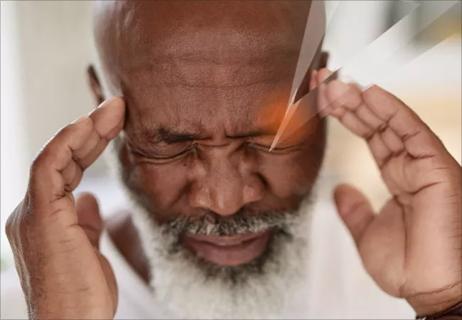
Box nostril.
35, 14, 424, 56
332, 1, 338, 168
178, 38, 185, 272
242, 177, 265, 204
245, 187, 264, 206
188, 153, 265, 216
243, 185, 257, 202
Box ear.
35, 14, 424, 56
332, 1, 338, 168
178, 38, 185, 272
318, 51, 329, 69
87, 65, 105, 105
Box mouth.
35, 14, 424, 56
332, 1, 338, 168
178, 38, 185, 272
181, 229, 272, 267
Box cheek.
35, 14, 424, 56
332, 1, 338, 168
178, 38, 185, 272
258, 153, 320, 198
119, 144, 190, 214
132, 165, 190, 209
258, 126, 326, 198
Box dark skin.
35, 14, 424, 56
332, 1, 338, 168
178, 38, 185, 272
5, 1, 461, 319
93, 0, 326, 277
95, 0, 325, 218
94, 2, 325, 280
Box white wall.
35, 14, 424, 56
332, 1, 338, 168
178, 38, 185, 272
1, 1, 98, 264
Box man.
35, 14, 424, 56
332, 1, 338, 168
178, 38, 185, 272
5, 1, 461, 319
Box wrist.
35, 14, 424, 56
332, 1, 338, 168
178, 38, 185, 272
407, 282, 462, 316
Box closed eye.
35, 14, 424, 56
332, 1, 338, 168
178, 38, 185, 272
246, 141, 302, 154
127, 141, 196, 163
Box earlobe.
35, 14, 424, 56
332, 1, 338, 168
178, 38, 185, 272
87, 65, 105, 105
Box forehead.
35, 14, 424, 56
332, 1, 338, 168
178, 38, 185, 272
95, 1, 311, 136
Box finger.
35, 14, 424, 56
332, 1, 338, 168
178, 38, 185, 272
353, 103, 383, 131
30, 97, 125, 211
76, 193, 103, 248
367, 132, 394, 168
380, 126, 404, 155
316, 68, 333, 117
326, 81, 384, 131
309, 70, 318, 91
74, 96, 125, 168
334, 184, 375, 247
320, 80, 403, 168
325, 80, 361, 110
61, 160, 83, 192
89, 96, 125, 140
72, 129, 100, 167
317, 68, 332, 83
324, 81, 367, 131
30, 117, 94, 209
362, 85, 446, 158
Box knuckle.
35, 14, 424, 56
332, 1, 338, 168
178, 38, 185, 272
57, 122, 75, 136
32, 146, 55, 170
5, 214, 14, 239
30, 119, 93, 172
5, 200, 27, 232
5, 205, 22, 240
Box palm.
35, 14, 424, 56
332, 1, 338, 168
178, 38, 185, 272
360, 151, 461, 298
313, 69, 461, 315
56, 202, 118, 315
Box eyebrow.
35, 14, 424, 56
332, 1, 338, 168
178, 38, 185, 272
135, 127, 277, 144
156, 127, 203, 143
226, 129, 277, 139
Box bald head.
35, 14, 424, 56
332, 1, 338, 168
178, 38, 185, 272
93, 1, 313, 93
89, 0, 327, 238
90, 4, 329, 310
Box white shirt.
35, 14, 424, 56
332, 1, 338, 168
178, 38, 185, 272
1, 194, 414, 319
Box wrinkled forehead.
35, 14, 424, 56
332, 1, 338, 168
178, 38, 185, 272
94, 1, 312, 84
93, 1, 314, 135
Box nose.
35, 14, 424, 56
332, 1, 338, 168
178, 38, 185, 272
188, 146, 264, 216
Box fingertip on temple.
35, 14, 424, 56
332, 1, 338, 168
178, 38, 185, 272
91, 96, 126, 139
325, 80, 362, 110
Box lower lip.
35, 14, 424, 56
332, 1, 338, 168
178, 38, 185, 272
182, 230, 271, 266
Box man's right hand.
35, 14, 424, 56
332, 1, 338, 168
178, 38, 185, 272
5, 97, 125, 319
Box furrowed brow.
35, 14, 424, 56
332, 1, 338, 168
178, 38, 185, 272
131, 126, 276, 145
126, 125, 204, 149
157, 127, 202, 143
227, 128, 277, 139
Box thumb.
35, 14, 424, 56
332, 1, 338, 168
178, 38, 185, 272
76, 192, 103, 248
334, 184, 375, 247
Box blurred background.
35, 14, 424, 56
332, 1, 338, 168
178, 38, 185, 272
1, 1, 460, 318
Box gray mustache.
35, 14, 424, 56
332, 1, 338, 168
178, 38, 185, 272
162, 210, 297, 237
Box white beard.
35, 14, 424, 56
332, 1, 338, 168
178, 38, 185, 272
106, 140, 315, 319
130, 197, 313, 319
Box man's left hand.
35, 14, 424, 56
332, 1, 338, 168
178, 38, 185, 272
313, 69, 461, 316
